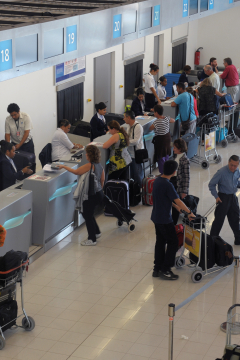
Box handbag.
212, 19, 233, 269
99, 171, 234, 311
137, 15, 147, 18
88, 163, 97, 196
133, 123, 149, 164
181, 94, 192, 131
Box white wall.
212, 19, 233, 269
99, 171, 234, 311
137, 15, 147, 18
0, 67, 57, 167
186, 20, 199, 68
197, 7, 240, 67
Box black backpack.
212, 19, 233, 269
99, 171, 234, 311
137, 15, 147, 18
0, 300, 18, 331
213, 236, 233, 267
0, 250, 28, 279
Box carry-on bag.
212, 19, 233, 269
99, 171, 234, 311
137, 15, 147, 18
142, 161, 156, 206
104, 180, 129, 216
129, 179, 141, 207
0, 250, 27, 280
14, 150, 36, 174
189, 233, 215, 270
175, 224, 184, 248
0, 300, 18, 331
105, 113, 125, 126
73, 121, 91, 138
181, 133, 200, 159
213, 236, 233, 267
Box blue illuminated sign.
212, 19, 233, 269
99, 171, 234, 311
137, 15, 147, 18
183, 0, 188, 17
66, 25, 77, 53
229, 0, 233, 3
0, 39, 12, 72
113, 14, 122, 39
153, 5, 160, 26
209, 0, 214, 9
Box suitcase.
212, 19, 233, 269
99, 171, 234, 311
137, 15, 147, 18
222, 345, 240, 360
175, 224, 184, 248
181, 133, 200, 159
73, 121, 91, 138
104, 180, 129, 216
0, 250, 22, 280
220, 93, 234, 107
14, 150, 36, 174
129, 179, 141, 207
0, 299, 18, 331
213, 236, 233, 267
189, 233, 215, 271
142, 160, 156, 206
105, 113, 125, 126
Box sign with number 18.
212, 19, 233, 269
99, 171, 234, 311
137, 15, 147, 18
0, 39, 12, 72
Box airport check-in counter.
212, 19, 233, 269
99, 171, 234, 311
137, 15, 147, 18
161, 100, 180, 143
0, 189, 32, 255
18, 162, 84, 252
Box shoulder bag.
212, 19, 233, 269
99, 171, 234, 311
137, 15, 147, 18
133, 124, 149, 164
88, 163, 97, 196
181, 94, 192, 131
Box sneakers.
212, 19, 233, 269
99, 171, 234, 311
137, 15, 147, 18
152, 270, 161, 277
159, 270, 179, 281
96, 233, 102, 239
81, 240, 97, 246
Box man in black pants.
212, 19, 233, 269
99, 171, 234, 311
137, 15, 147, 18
209, 155, 240, 245
151, 160, 195, 280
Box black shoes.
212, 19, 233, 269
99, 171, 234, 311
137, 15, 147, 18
152, 270, 161, 277
234, 240, 240, 245
152, 270, 179, 280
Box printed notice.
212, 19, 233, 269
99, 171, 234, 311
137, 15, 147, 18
28, 175, 51, 181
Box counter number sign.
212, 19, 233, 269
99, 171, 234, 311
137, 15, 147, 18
66, 25, 77, 53
229, 0, 233, 3
182, 0, 188, 17
153, 5, 160, 26
113, 14, 122, 39
0, 39, 12, 72
209, 0, 214, 9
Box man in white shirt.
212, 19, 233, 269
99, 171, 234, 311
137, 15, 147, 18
51, 119, 83, 161
124, 111, 144, 188
204, 65, 220, 91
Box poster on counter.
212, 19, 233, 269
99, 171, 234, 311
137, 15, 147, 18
184, 225, 200, 257
28, 175, 51, 181
55, 57, 86, 84
205, 131, 216, 152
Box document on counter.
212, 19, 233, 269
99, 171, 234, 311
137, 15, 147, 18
136, 116, 151, 120
43, 164, 62, 172
28, 175, 51, 181
88, 142, 104, 147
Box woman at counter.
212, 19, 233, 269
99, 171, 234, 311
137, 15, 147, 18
186, 87, 199, 118
0, 140, 33, 191
90, 102, 108, 141
51, 119, 83, 162
179, 65, 195, 87
131, 88, 151, 116
196, 78, 224, 116
157, 76, 170, 101
149, 105, 175, 174
144, 63, 161, 110
103, 120, 132, 181
58, 145, 104, 246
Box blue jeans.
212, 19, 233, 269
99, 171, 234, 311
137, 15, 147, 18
130, 158, 144, 188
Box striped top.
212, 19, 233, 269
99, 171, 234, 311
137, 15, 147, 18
152, 116, 170, 136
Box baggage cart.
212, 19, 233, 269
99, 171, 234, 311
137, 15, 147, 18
175, 206, 231, 283
0, 259, 35, 350
219, 104, 239, 148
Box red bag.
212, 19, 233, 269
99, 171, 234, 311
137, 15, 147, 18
142, 175, 156, 206
175, 224, 184, 248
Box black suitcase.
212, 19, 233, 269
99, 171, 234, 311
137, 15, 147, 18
105, 113, 125, 126
181, 133, 200, 159
129, 179, 141, 207
189, 233, 215, 271
0, 300, 18, 331
14, 150, 36, 174
0, 250, 22, 280
73, 121, 91, 138
213, 236, 233, 267
104, 180, 129, 216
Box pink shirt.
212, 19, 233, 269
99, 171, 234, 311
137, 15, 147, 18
220, 65, 239, 87
193, 97, 199, 117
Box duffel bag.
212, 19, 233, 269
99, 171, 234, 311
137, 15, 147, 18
213, 236, 233, 267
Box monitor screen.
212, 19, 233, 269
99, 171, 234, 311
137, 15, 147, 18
123, 10, 137, 36
15, 34, 38, 67
44, 28, 64, 59
139, 7, 152, 31
189, 0, 198, 15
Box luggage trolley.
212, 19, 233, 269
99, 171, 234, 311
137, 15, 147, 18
190, 113, 222, 169
0, 259, 35, 349
175, 207, 229, 283
219, 104, 239, 148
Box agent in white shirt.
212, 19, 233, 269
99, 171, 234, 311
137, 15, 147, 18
123, 110, 144, 188
51, 119, 83, 161
144, 63, 161, 110
204, 65, 220, 91
157, 76, 171, 101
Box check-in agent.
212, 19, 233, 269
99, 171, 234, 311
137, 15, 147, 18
90, 102, 108, 141
5, 103, 35, 154
144, 63, 161, 110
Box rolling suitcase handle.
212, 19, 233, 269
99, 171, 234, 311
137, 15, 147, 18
142, 158, 152, 178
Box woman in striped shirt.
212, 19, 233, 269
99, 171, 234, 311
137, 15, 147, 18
149, 105, 175, 174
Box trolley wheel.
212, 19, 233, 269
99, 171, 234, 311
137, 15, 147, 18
116, 220, 123, 227
233, 135, 239, 143
221, 139, 228, 148
22, 316, 35, 331
175, 256, 185, 269
128, 222, 135, 232
191, 270, 203, 283
214, 155, 222, 164
0, 336, 5, 350
201, 160, 209, 170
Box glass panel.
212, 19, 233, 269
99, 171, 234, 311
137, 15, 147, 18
189, 0, 198, 15
44, 28, 64, 59
123, 10, 137, 36
139, 7, 152, 31
200, 0, 208, 11
15, 34, 38, 67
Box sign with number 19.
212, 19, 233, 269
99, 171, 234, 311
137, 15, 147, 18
113, 14, 122, 39
0, 39, 12, 72
66, 25, 77, 53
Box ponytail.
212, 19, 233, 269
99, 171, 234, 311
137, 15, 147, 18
107, 120, 129, 146
150, 63, 159, 72
0, 140, 14, 154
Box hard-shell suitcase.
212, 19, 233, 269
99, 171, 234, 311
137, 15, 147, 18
142, 159, 156, 206
14, 150, 36, 174
104, 180, 129, 216
181, 133, 200, 159
213, 236, 233, 267
129, 179, 141, 207
0, 300, 18, 331
189, 233, 215, 271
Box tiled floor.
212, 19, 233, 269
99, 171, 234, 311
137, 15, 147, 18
2, 142, 240, 360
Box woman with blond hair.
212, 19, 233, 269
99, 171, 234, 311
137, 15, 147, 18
197, 77, 224, 116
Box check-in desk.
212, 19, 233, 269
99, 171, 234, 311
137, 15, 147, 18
161, 101, 180, 143
21, 162, 83, 252
0, 189, 32, 255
